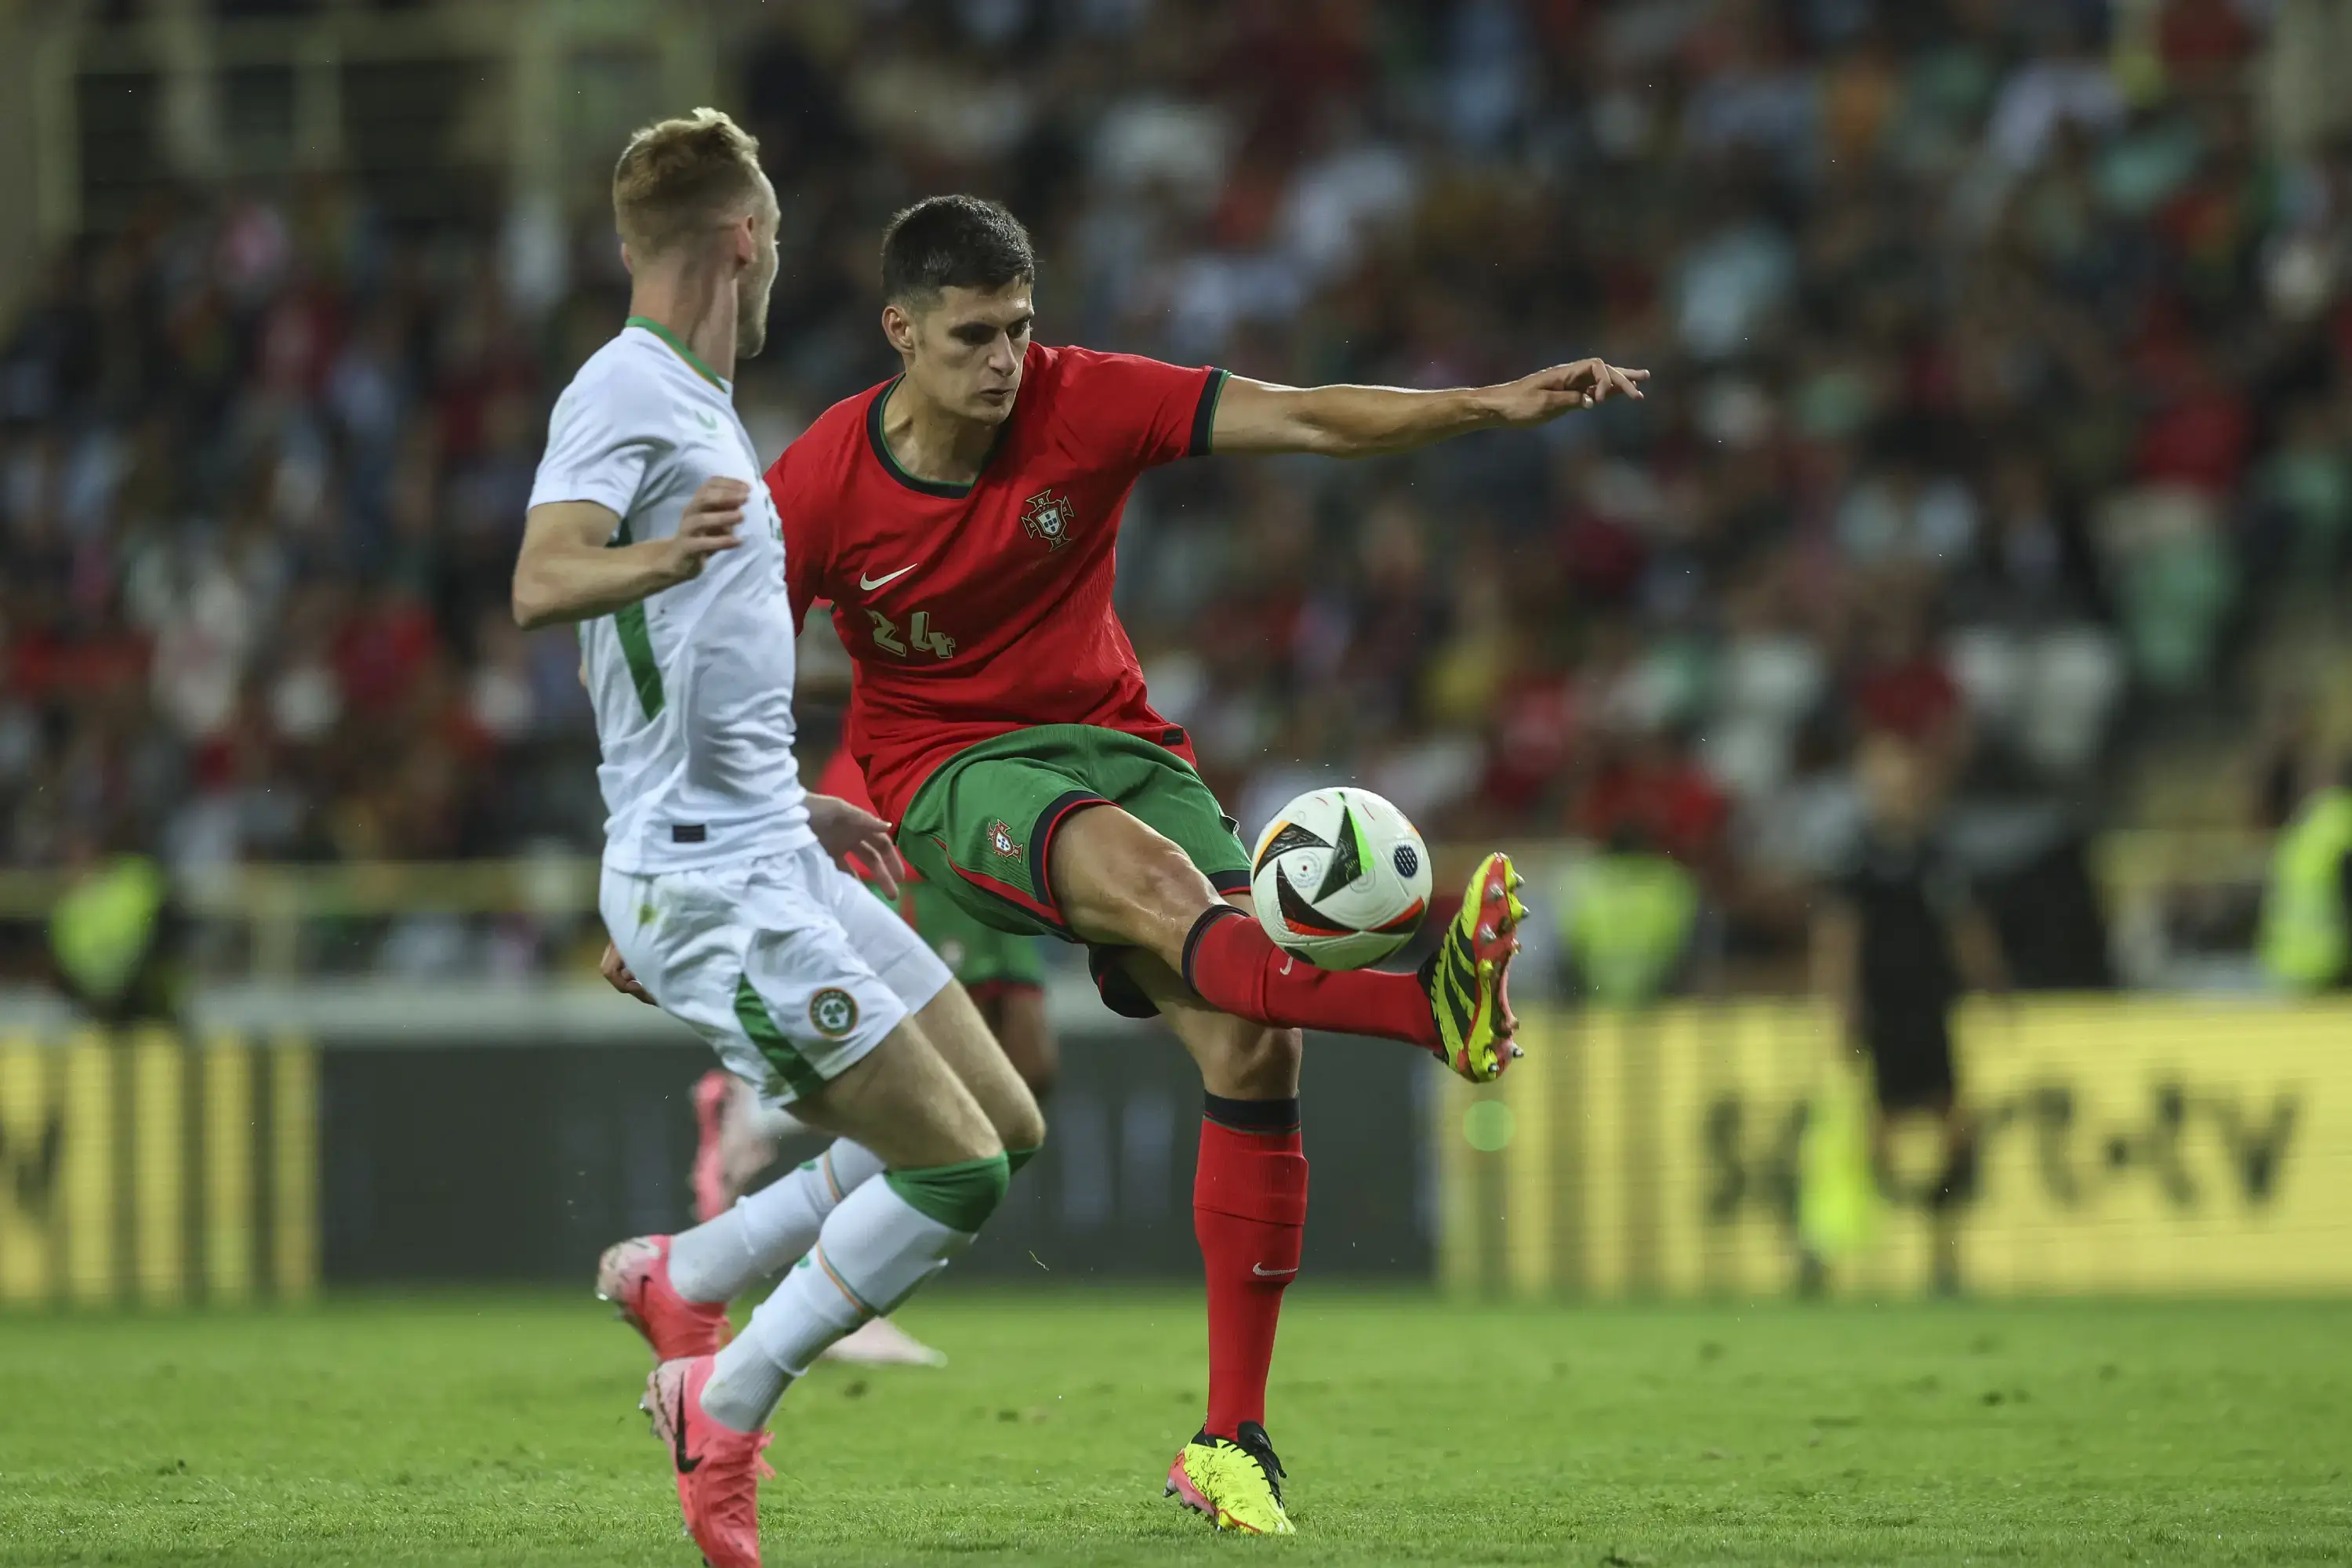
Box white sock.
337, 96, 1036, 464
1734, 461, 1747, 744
697, 1178, 976, 1432
668, 1141, 885, 1304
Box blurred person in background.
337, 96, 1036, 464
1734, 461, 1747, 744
1556, 822, 1701, 1006
1811, 730, 2005, 1295
46, 832, 182, 1025
2257, 757, 2352, 991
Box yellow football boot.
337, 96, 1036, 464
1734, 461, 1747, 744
1164, 1422, 1295, 1535
1421, 851, 1526, 1083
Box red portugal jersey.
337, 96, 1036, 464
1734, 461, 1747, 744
813, 742, 916, 884
772, 342, 1225, 822
812, 745, 877, 815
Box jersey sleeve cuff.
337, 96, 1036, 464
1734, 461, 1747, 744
1187, 367, 1229, 459
526, 473, 641, 520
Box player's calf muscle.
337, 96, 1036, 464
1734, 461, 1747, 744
1181, 1015, 1302, 1100
1048, 807, 1219, 959
1130, 953, 1303, 1097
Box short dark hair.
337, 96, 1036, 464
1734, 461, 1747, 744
880, 195, 1034, 306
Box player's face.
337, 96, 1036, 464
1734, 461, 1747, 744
900, 283, 1033, 425
735, 179, 781, 360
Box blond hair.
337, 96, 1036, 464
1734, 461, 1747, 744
612, 108, 765, 256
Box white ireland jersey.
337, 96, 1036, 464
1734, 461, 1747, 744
528, 320, 811, 873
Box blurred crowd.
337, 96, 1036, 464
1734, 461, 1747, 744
1, 0, 2337, 968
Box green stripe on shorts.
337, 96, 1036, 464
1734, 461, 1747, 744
734, 975, 825, 1101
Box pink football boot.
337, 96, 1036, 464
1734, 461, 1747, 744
644, 1356, 771, 1568
596, 1234, 730, 1362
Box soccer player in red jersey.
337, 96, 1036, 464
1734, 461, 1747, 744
768, 194, 1646, 1534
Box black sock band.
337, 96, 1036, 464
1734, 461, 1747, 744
1203, 1092, 1301, 1134
1181, 903, 1247, 992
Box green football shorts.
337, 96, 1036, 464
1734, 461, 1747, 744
896, 723, 1252, 945
869, 875, 1045, 1000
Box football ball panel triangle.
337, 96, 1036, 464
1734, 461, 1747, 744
1312, 803, 1369, 902
1254, 818, 1331, 873
1248, 786, 1435, 970
1275, 863, 1355, 937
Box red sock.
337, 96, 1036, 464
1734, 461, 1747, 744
1183, 906, 1439, 1051
1195, 1098, 1308, 1439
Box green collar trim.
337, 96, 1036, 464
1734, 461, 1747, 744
625, 315, 729, 392
866, 377, 1011, 499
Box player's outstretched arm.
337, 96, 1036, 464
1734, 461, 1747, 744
1209, 360, 1647, 459
511, 478, 747, 630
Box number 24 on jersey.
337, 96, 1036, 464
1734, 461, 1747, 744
868, 608, 955, 659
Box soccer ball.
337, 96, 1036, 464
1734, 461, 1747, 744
1249, 786, 1433, 970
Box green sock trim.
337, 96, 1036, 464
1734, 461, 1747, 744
885, 1152, 1011, 1233
1006, 1145, 1040, 1178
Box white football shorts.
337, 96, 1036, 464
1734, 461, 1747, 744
600, 843, 953, 1109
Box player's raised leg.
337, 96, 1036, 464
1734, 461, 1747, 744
1123, 948, 1303, 1536
1050, 802, 1526, 1082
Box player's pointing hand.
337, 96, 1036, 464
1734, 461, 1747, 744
806, 792, 908, 901
1486, 358, 1650, 427
662, 476, 750, 586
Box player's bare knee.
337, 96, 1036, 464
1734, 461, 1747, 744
1056, 809, 1215, 935
996, 1093, 1047, 1163
979, 1053, 1047, 1154
914, 1086, 1005, 1167
1139, 839, 1218, 913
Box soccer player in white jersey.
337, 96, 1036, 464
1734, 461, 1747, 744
512, 110, 1045, 1568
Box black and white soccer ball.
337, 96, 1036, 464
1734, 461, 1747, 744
1249, 786, 1433, 970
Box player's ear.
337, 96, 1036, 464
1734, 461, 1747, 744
880, 302, 913, 356
618, 240, 634, 277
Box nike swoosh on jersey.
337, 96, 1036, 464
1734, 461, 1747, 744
858, 564, 920, 590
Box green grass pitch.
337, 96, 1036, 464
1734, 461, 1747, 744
1, 1290, 2346, 1566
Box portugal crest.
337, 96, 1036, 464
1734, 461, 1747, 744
1022, 488, 1076, 550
